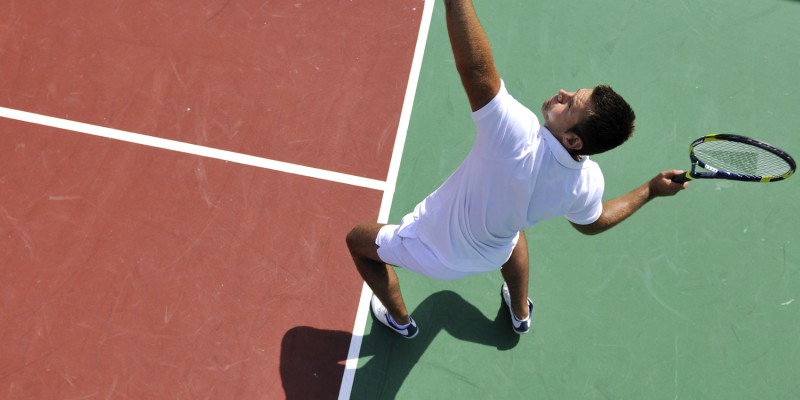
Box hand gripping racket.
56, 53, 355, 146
672, 133, 796, 183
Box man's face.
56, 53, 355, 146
541, 88, 594, 137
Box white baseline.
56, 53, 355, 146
0, 106, 386, 191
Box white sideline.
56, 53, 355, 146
337, 0, 435, 398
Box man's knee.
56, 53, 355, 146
345, 225, 362, 253
346, 224, 374, 252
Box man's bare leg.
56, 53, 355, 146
345, 223, 411, 325
500, 231, 530, 320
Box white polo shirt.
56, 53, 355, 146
398, 81, 604, 274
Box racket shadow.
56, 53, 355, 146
279, 290, 520, 399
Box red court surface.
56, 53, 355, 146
1, 1, 424, 398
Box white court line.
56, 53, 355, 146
0, 106, 386, 191
337, 0, 435, 399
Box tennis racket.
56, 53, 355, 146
672, 133, 796, 183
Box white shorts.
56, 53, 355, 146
375, 223, 471, 281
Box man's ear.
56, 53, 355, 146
562, 131, 583, 151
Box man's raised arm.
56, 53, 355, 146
444, 0, 501, 111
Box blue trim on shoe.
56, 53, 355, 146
387, 314, 419, 339
501, 282, 533, 335
370, 295, 419, 339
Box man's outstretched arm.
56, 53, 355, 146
444, 0, 501, 111
571, 170, 688, 235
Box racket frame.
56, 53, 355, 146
674, 133, 796, 183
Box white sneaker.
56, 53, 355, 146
370, 295, 418, 339
501, 282, 533, 334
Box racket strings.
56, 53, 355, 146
694, 141, 791, 177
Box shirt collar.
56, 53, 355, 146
541, 126, 589, 170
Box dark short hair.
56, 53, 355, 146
569, 85, 635, 155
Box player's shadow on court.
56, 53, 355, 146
280, 290, 520, 399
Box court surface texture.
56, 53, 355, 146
2, 1, 799, 399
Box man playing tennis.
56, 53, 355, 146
346, 0, 688, 338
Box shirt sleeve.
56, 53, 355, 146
471, 80, 538, 158
564, 165, 605, 225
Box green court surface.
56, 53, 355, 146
351, 0, 800, 399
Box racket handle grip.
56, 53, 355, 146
671, 172, 690, 183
